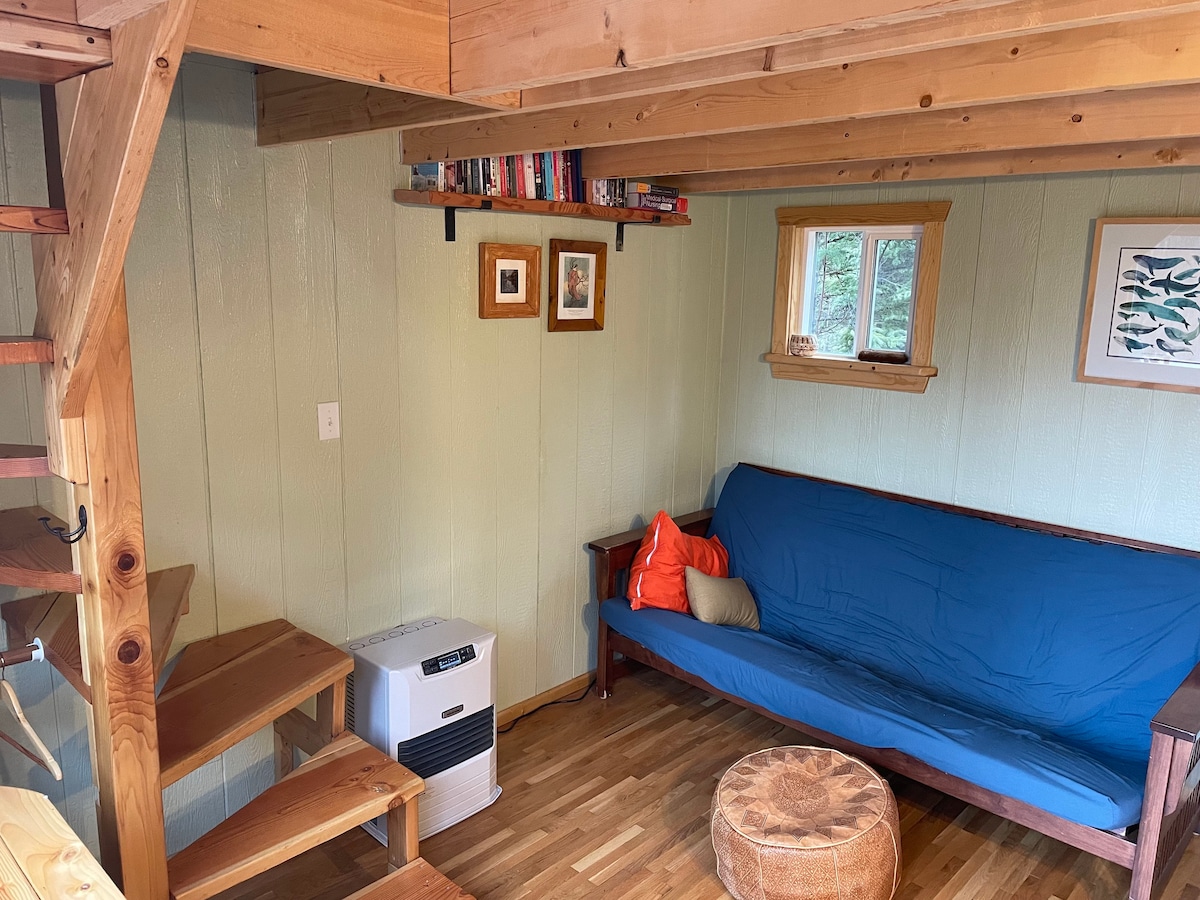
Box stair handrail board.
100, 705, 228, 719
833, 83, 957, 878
167, 734, 423, 900
0, 506, 81, 592
0, 444, 52, 479
156, 622, 353, 787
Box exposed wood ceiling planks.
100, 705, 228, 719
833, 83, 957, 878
448, 0, 1030, 96
402, 13, 1200, 162
580, 85, 1200, 178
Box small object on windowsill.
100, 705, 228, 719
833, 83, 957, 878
788, 334, 817, 357
857, 349, 909, 365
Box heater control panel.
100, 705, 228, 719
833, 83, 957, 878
420, 643, 477, 675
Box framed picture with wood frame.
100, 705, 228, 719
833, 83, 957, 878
1078, 218, 1200, 394
479, 242, 541, 319
549, 239, 606, 332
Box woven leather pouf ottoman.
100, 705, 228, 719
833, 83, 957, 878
711, 746, 901, 900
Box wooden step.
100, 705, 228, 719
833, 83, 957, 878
0, 337, 53, 365
168, 733, 423, 900
0, 506, 80, 592
0, 445, 51, 479
345, 859, 475, 900
0, 206, 68, 234
156, 619, 353, 787
1, 564, 195, 704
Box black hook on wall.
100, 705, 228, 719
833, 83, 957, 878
39, 505, 88, 544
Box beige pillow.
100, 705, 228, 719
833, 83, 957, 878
684, 567, 760, 630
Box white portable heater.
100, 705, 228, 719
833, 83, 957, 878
343, 617, 501, 843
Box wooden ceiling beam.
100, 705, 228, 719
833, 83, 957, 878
405, 12, 1200, 162
519, 0, 1200, 110
187, 0, 450, 97
656, 140, 1200, 192
0, 0, 79, 25
255, 70, 516, 147
580, 84, 1200, 178
0, 12, 110, 82
448, 0, 1021, 96
77, 0, 164, 28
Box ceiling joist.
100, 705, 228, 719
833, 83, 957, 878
656, 140, 1200, 193
580, 84, 1200, 178
448, 0, 1022, 96
518, 0, 1200, 111
403, 12, 1200, 163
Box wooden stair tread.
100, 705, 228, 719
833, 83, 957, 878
156, 619, 354, 787
168, 734, 423, 900
0, 206, 68, 234
344, 858, 474, 900
0, 337, 53, 365
0, 506, 80, 592
0, 564, 196, 704
0, 445, 51, 479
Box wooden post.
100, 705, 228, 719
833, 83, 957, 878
386, 798, 419, 872
74, 277, 168, 899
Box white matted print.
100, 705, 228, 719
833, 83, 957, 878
495, 258, 527, 304
556, 251, 596, 319
1079, 218, 1200, 393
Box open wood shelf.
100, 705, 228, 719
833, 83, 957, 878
0, 337, 53, 365
168, 733, 423, 900
155, 619, 353, 787
393, 189, 691, 226
0, 506, 80, 592
345, 858, 475, 900
0, 206, 68, 234
1, 564, 196, 703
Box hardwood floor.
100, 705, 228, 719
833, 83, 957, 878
217, 667, 1200, 899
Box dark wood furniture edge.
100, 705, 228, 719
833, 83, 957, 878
1154, 660, 1200, 742
747, 463, 1200, 560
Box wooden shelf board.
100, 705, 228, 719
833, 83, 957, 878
156, 619, 354, 788
0, 205, 68, 234
0, 337, 53, 365
393, 190, 691, 227
0, 506, 80, 592
0, 564, 196, 704
168, 733, 423, 900
0, 444, 50, 478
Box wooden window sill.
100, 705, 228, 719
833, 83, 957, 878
764, 353, 937, 393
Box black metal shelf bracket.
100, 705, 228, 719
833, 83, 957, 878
615, 215, 662, 252
444, 200, 494, 242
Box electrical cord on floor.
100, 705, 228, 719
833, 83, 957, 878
498, 678, 597, 735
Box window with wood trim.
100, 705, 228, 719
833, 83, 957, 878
769, 202, 950, 393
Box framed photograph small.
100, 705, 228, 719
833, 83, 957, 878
1078, 218, 1200, 394
549, 239, 607, 332
479, 242, 541, 319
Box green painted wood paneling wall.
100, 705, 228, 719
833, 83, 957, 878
0, 59, 728, 851
715, 172, 1200, 552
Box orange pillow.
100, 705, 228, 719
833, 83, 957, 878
628, 510, 728, 614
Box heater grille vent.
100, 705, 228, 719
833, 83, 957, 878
344, 671, 356, 734
397, 705, 494, 778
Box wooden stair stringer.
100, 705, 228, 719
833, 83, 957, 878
0, 564, 196, 704
155, 619, 353, 788
0, 506, 81, 592
167, 733, 423, 900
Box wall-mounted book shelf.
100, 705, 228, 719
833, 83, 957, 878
392, 190, 691, 251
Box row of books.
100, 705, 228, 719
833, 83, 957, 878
412, 151, 587, 203
410, 157, 688, 214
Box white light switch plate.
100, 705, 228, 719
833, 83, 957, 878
317, 401, 340, 441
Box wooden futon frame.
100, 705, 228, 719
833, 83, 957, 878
587, 474, 1200, 900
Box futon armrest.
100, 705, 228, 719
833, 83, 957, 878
587, 509, 714, 603
1153, 659, 1200, 742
